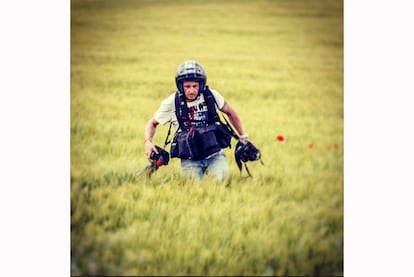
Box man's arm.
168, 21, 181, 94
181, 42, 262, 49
144, 118, 159, 160
220, 102, 248, 142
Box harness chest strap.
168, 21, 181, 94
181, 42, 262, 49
174, 86, 220, 130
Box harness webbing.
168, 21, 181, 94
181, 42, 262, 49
164, 86, 238, 148
174, 86, 221, 130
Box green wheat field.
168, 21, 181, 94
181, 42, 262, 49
71, 0, 343, 275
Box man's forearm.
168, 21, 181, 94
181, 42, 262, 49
227, 113, 244, 137
145, 119, 158, 142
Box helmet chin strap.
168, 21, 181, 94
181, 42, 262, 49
185, 93, 200, 102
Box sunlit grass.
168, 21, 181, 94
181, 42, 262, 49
71, 0, 343, 275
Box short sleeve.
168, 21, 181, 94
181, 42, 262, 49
153, 93, 178, 126
210, 89, 226, 109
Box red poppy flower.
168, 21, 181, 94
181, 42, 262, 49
307, 143, 313, 149
276, 135, 284, 142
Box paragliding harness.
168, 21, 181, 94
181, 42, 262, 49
164, 86, 263, 177
165, 86, 237, 161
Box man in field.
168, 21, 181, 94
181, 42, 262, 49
144, 60, 249, 181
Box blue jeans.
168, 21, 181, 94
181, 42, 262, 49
180, 150, 229, 182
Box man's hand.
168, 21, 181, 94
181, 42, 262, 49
145, 140, 158, 162
239, 134, 249, 144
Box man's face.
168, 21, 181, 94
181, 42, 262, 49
183, 81, 200, 101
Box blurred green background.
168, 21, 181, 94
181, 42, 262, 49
71, 0, 343, 275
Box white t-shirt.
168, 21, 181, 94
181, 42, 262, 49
153, 88, 226, 130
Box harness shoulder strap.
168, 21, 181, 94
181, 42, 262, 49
174, 87, 220, 128
205, 87, 239, 140
174, 90, 188, 130
203, 86, 220, 124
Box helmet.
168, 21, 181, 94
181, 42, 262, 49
175, 60, 207, 93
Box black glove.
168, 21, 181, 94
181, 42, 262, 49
234, 140, 263, 177
150, 145, 170, 167
138, 145, 170, 178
